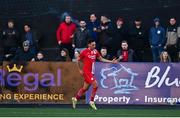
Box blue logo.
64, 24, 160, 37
100, 64, 138, 94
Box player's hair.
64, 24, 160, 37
170, 17, 176, 20
8, 19, 14, 24
87, 38, 95, 44
121, 40, 128, 44
101, 47, 107, 50
24, 23, 32, 28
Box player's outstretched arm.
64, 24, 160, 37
98, 56, 118, 63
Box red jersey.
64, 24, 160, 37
79, 48, 100, 73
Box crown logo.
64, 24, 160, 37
7, 64, 23, 73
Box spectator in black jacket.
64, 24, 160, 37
72, 20, 90, 52
129, 18, 147, 62
22, 24, 41, 55
56, 48, 71, 62
2, 20, 20, 60
98, 15, 114, 56
113, 17, 128, 56
100, 47, 111, 60
117, 40, 135, 62
31, 51, 46, 61
13, 40, 34, 62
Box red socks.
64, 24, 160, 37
75, 87, 98, 101
76, 88, 87, 100
90, 87, 98, 101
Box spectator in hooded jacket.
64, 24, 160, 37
149, 18, 166, 62
56, 15, 76, 60
72, 20, 90, 52
2, 20, 20, 61
165, 17, 180, 62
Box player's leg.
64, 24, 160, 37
89, 80, 98, 110
72, 81, 90, 109
76, 81, 90, 100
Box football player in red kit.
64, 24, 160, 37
72, 39, 117, 110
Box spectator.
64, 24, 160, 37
113, 17, 128, 55
22, 24, 41, 55
13, 40, 34, 62
72, 50, 80, 62
129, 18, 147, 62
117, 40, 135, 62
72, 20, 90, 52
2, 20, 20, 61
31, 51, 45, 61
165, 17, 180, 62
87, 14, 100, 47
149, 18, 166, 62
100, 47, 111, 60
56, 48, 71, 62
56, 15, 76, 60
98, 15, 114, 56
160, 51, 171, 63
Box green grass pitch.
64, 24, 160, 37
0, 107, 180, 117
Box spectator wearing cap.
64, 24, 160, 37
165, 17, 180, 62
87, 14, 100, 47
2, 20, 20, 61
98, 15, 114, 57
113, 17, 128, 56
56, 15, 76, 60
149, 18, 166, 62
13, 41, 34, 62
22, 24, 41, 55
129, 18, 147, 62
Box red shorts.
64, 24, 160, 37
83, 71, 96, 84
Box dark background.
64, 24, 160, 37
0, 0, 180, 60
